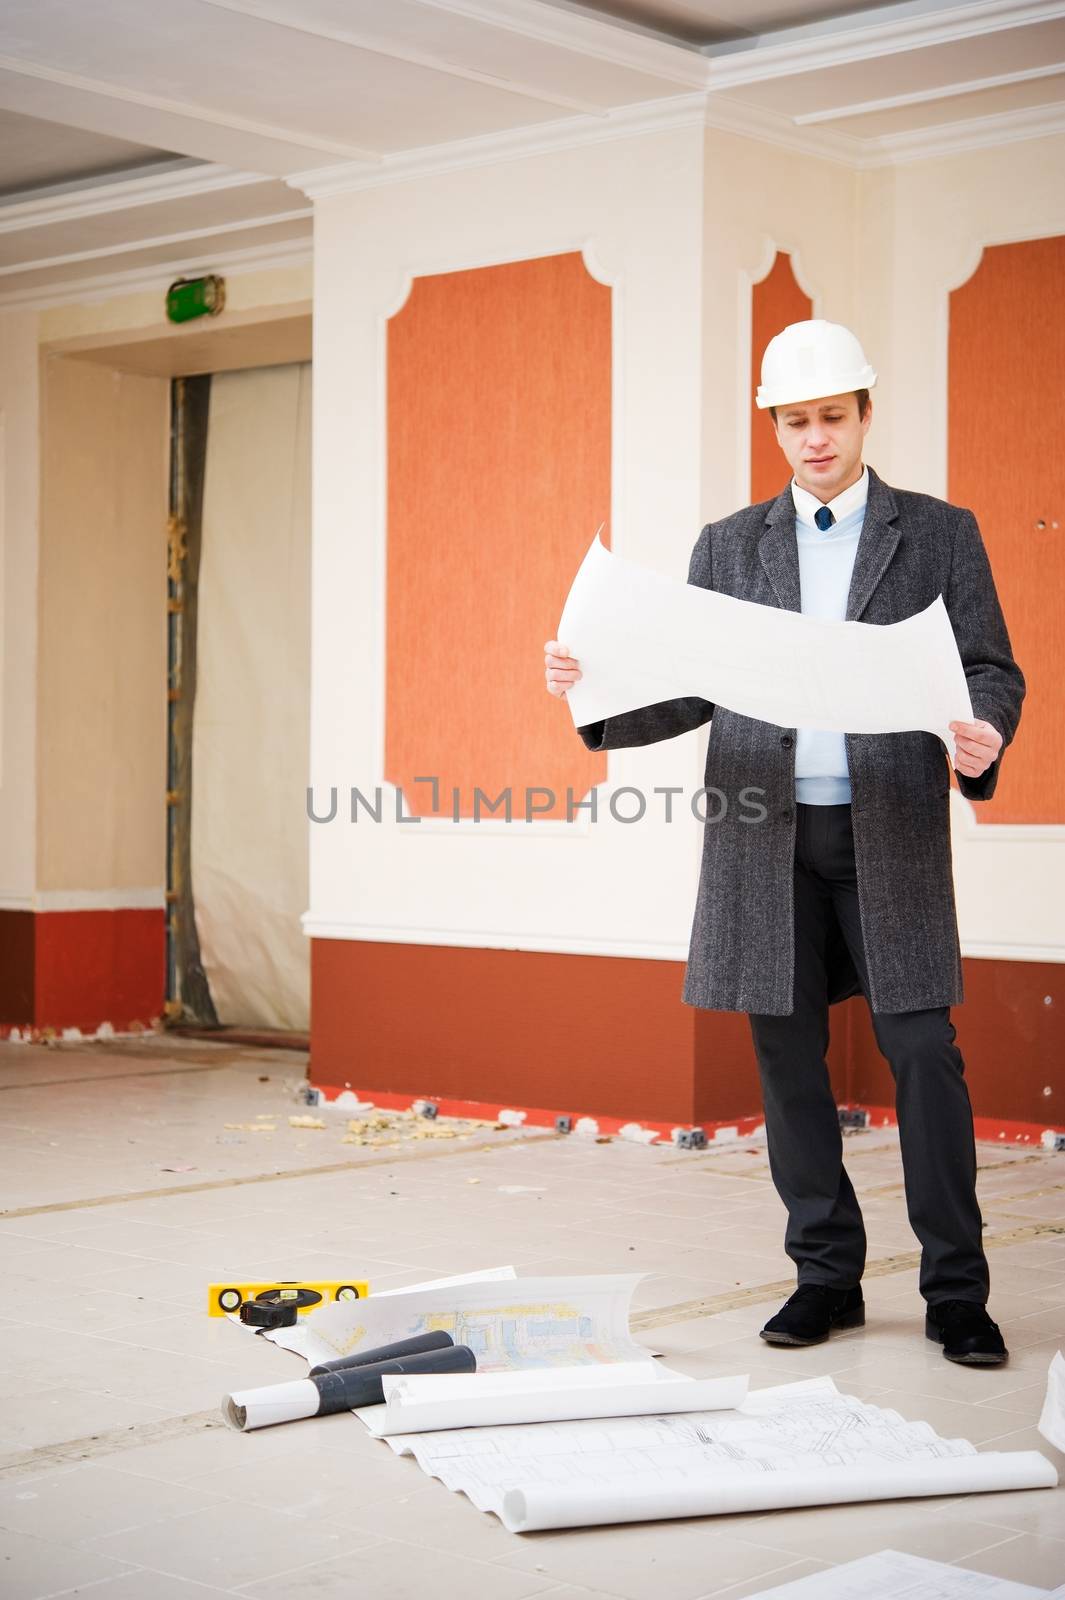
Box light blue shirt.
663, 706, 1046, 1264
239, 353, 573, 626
791, 467, 869, 805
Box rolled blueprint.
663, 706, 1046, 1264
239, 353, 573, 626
224, 1342, 476, 1431
309, 1330, 454, 1377
498, 1453, 1059, 1533
361, 1366, 749, 1436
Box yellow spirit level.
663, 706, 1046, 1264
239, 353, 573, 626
207, 1279, 369, 1317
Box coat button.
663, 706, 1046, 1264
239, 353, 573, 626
781, 807, 794, 823
780, 735, 794, 748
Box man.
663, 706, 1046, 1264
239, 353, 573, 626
544, 320, 1024, 1366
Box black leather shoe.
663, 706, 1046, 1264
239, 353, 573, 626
925, 1300, 1008, 1365
759, 1284, 865, 1346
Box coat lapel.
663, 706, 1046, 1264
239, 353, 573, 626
845, 467, 901, 621
757, 484, 802, 612
758, 468, 902, 621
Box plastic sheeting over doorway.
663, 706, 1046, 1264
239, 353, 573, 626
191, 363, 311, 1028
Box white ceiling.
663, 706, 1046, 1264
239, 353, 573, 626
0, 0, 1061, 306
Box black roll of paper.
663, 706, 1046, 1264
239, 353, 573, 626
309, 1329, 454, 1377
314, 1342, 476, 1415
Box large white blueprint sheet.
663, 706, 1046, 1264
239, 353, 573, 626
558, 535, 973, 760
746, 1549, 1053, 1599
267, 1273, 652, 1372
383, 1376, 1056, 1533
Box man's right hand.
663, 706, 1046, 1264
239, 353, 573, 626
544, 640, 582, 699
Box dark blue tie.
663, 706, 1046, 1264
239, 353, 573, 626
814, 505, 835, 531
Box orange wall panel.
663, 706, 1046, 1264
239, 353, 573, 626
385, 253, 611, 820
948, 236, 1065, 823
751, 252, 812, 506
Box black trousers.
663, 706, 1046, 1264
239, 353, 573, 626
748, 802, 988, 1307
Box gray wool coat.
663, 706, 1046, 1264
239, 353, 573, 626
577, 467, 1025, 1015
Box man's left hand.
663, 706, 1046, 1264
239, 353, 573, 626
949, 719, 1003, 779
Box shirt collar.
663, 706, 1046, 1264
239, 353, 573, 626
791, 465, 869, 531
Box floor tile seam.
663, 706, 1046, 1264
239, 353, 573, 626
49, 1329, 268, 1374
78, 1498, 385, 1555
694, 1554, 834, 1599
0, 1131, 558, 1219
30, 1570, 147, 1600
0, 1062, 245, 1093
722, 1522, 1029, 1568
0, 1489, 239, 1549
215, 1532, 495, 1591
0, 1411, 225, 1480
962, 1513, 1065, 1544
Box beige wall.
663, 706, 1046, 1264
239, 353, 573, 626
36, 356, 169, 894
2, 263, 313, 912
0, 309, 40, 905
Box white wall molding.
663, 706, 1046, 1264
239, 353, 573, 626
952, 790, 1065, 844
286, 92, 709, 197
302, 915, 689, 961
703, 0, 1065, 89
961, 941, 1065, 961
300, 916, 1063, 967
0, 888, 167, 911
959, 928, 1065, 966
0, 162, 276, 235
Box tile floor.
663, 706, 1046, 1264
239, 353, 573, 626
1, 1035, 1063, 1598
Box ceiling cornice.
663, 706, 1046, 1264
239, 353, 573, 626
863, 94, 1065, 160
285, 90, 708, 198
284, 77, 1065, 196
0, 161, 277, 235
0, 235, 312, 310
793, 57, 1065, 124
0, 207, 311, 280
706, 85, 1065, 166
703, 93, 863, 165
703, 0, 1065, 89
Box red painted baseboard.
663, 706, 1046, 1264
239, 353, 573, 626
311, 939, 1064, 1132
0, 907, 165, 1034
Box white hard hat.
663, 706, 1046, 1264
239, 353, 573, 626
756, 319, 877, 410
